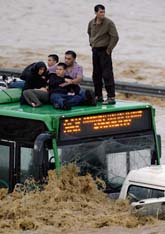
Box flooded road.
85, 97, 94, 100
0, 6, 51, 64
0, 166, 165, 234
0, 0, 165, 85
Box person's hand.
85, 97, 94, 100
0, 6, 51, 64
41, 76, 46, 80
106, 49, 111, 55
59, 82, 68, 87
65, 78, 73, 84
67, 92, 75, 96
59, 79, 73, 87
39, 87, 48, 92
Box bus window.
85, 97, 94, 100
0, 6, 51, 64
58, 133, 155, 191
0, 144, 10, 188
59, 140, 107, 178
19, 147, 35, 183
0, 141, 14, 190
129, 149, 151, 170
107, 149, 151, 180
107, 152, 127, 179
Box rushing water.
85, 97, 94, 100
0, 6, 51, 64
0, 0, 165, 79
0, 0, 164, 154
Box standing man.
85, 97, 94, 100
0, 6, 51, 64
88, 4, 119, 104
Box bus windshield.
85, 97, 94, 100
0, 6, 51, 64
58, 133, 156, 191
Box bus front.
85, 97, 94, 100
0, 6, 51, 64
0, 95, 160, 193
57, 103, 160, 193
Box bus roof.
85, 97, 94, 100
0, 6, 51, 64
0, 89, 152, 130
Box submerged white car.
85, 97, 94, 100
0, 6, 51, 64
131, 197, 165, 218
119, 165, 165, 202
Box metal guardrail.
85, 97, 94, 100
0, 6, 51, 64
81, 79, 165, 98
0, 68, 22, 77
0, 68, 165, 98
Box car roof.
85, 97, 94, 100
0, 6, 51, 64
127, 165, 165, 188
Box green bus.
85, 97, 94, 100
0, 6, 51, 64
0, 89, 161, 192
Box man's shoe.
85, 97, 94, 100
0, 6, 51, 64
63, 105, 71, 110
62, 101, 71, 110
96, 96, 104, 102
53, 103, 60, 109
102, 97, 116, 105
84, 89, 97, 106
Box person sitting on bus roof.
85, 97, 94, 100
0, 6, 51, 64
49, 62, 82, 110
9, 61, 50, 89
8, 78, 25, 89
47, 54, 59, 74
64, 50, 96, 106
20, 61, 49, 107
20, 61, 47, 89
22, 87, 49, 107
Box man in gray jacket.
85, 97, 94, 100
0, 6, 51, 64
88, 4, 119, 104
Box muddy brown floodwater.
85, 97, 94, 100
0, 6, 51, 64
0, 164, 165, 234
0, 0, 165, 85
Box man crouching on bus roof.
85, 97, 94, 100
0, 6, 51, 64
49, 62, 82, 110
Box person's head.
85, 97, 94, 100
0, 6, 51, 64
94, 4, 105, 20
56, 62, 67, 77
48, 54, 59, 67
65, 50, 77, 67
33, 61, 47, 75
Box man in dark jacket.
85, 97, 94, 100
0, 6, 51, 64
49, 62, 82, 110
88, 4, 119, 104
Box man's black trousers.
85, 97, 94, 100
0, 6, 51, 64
92, 47, 115, 98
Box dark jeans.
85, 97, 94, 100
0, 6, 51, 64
50, 93, 82, 108
8, 80, 25, 88
23, 89, 49, 106
92, 47, 115, 98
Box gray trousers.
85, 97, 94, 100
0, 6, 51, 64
23, 89, 49, 106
